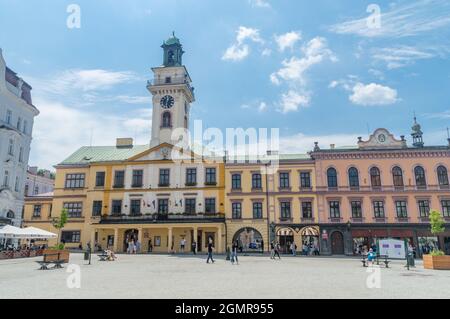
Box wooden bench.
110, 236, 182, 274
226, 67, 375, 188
376, 254, 391, 268
36, 260, 53, 270
36, 253, 66, 270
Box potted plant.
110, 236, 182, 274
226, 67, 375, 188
43, 209, 70, 263
423, 210, 450, 270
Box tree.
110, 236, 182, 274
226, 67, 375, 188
52, 208, 68, 249
429, 210, 445, 256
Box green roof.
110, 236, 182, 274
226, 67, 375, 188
59, 145, 149, 165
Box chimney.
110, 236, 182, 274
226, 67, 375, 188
116, 138, 134, 148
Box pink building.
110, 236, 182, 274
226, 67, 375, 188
311, 124, 450, 256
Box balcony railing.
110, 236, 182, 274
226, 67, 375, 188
99, 212, 225, 224
147, 77, 195, 95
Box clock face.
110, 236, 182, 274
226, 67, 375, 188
160, 95, 174, 109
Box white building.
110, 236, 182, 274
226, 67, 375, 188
0, 48, 39, 227
24, 166, 55, 197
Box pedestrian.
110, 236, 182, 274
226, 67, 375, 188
367, 248, 376, 267
192, 241, 197, 255
180, 238, 186, 253
270, 241, 275, 259
274, 242, 281, 260
148, 239, 153, 253
136, 240, 141, 254
231, 240, 239, 265
206, 238, 215, 264
261, 239, 264, 254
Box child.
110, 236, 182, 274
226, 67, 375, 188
367, 248, 376, 266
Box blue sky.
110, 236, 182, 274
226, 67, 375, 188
1, 0, 449, 169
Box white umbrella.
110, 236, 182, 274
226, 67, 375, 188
20, 227, 57, 239
0, 225, 24, 239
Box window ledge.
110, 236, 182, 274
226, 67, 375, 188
373, 218, 387, 223
329, 218, 343, 223
350, 217, 364, 223
301, 217, 315, 223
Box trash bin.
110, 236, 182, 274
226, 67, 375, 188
84, 250, 90, 261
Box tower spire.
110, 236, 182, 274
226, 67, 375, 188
411, 114, 424, 148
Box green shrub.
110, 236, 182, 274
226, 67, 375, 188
430, 250, 445, 257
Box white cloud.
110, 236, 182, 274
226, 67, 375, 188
30, 98, 151, 169
271, 37, 336, 85
261, 48, 272, 57
329, 0, 450, 38
258, 102, 267, 112
372, 46, 443, 69
275, 31, 302, 52
425, 110, 450, 119
278, 90, 310, 113
249, 0, 271, 8
222, 26, 263, 61
349, 83, 399, 106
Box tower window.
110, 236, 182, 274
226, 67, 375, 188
165, 77, 171, 84
162, 112, 172, 128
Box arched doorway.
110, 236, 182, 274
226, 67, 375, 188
300, 226, 320, 255
331, 231, 344, 255
232, 228, 263, 253
277, 228, 294, 254
123, 229, 139, 252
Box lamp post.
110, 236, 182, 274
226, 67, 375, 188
270, 222, 276, 243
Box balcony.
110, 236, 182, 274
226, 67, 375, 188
99, 212, 225, 224
147, 77, 195, 97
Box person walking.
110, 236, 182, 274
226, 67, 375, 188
270, 241, 275, 259
180, 238, 186, 253
206, 238, 215, 264
290, 242, 296, 256
274, 242, 281, 260
135, 240, 141, 254
192, 241, 197, 255
148, 239, 153, 253
231, 240, 239, 265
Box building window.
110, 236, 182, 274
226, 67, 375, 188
34, 186, 39, 195
327, 168, 338, 188
300, 172, 311, 188
351, 201, 362, 218
63, 202, 83, 218
186, 168, 197, 186
279, 172, 290, 189
23, 120, 27, 134
113, 171, 125, 188
418, 200, 430, 218
18, 147, 24, 163
33, 205, 42, 218
159, 169, 170, 186
302, 202, 313, 219
348, 167, 359, 188
205, 198, 216, 214
8, 139, 14, 156
442, 200, 450, 218
205, 168, 216, 185
95, 172, 105, 187
329, 201, 340, 219
162, 111, 171, 128
414, 166, 427, 188
24, 184, 29, 196
437, 166, 449, 187
185, 198, 196, 214
158, 199, 169, 214
392, 166, 404, 187
16, 117, 22, 131
14, 177, 19, 192
61, 231, 81, 243
370, 167, 382, 188
232, 202, 242, 219
231, 174, 241, 190
280, 202, 291, 219
111, 200, 122, 216
132, 170, 143, 187
6, 110, 12, 124
65, 173, 85, 189
373, 201, 385, 218
3, 171, 9, 187
395, 201, 408, 218
130, 199, 141, 216
92, 201, 102, 217
252, 173, 262, 189
253, 202, 263, 219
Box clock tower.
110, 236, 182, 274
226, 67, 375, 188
148, 32, 195, 148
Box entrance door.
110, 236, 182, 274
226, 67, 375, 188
331, 231, 344, 255
197, 230, 203, 252
279, 235, 294, 254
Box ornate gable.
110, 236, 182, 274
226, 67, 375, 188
358, 128, 407, 150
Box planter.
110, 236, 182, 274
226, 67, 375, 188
42, 249, 70, 263
423, 255, 450, 270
